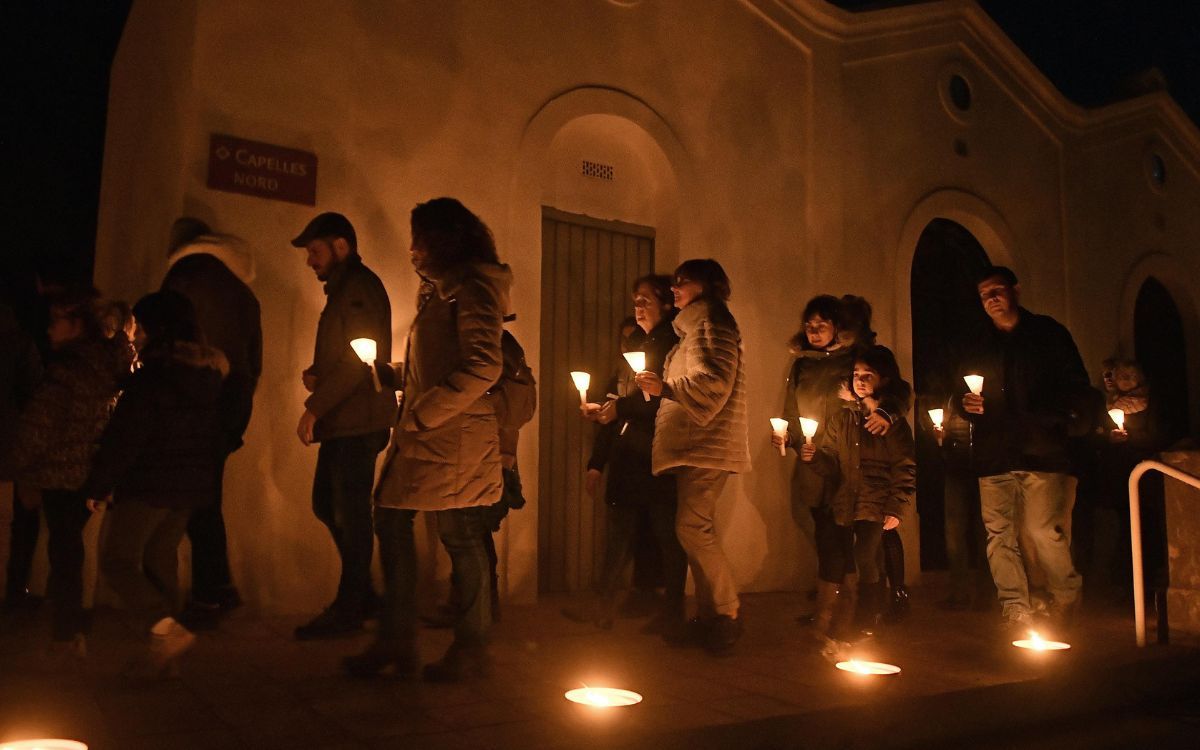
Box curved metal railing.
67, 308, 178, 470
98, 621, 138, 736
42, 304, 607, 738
1129, 459, 1200, 646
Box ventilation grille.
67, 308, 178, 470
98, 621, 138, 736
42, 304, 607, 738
582, 160, 614, 180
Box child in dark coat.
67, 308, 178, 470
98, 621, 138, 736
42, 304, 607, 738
802, 345, 915, 656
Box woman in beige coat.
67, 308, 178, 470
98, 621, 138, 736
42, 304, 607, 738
344, 198, 510, 682
635, 258, 751, 655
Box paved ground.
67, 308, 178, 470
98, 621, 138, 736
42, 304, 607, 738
1, 586, 1197, 749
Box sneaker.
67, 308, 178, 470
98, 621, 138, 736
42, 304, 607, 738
294, 606, 363, 640
705, 615, 743, 655
885, 586, 910, 623
1003, 611, 1036, 642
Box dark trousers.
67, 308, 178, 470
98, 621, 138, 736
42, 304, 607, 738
881, 528, 904, 588
102, 501, 192, 630
311, 432, 387, 612
812, 506, 845, 584
631, 512, 665, 591
376, 506, 492, 646
943, 468, 990, 600
5, 491, 40, 600
42, 489, 92, 640
187, 454, 233, 603
852, 521, 885, 585
599, 502, 686, 605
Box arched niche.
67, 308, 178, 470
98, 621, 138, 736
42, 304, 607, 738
498, 86, 694, 603
1118, 252, 1200, 437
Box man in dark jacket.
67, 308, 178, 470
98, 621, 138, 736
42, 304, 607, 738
292, 212, 394, 639
959, 266, 1090, 635
161, 218, 263, 623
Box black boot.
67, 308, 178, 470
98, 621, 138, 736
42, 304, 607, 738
885, 585, 910, 623
423, 640, 492, 683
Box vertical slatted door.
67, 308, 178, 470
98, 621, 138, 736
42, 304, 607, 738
538, 207, 654, 593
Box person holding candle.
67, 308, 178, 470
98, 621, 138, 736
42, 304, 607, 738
84, 291, 228, 678
802, 345, 915, 651
959, 266, 1093, 638
291, 212, 395, 640
635, 259, 751, 654
348, 198, 509, 682
8, 287, 132, 658
573, 275, 686, 632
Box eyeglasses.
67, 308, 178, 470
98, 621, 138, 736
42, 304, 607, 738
672, 277, 696, 288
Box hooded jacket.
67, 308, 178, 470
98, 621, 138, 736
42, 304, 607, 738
11, 336, 131, 490
162, 234, 262, 452
810, 399, 916, 525
374, 262, 511, 511
83, 341, 228, 509
304, 254, 396, 442
652, 299, 751, 475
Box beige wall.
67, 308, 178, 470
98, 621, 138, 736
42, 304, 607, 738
94, 0, 1200, 613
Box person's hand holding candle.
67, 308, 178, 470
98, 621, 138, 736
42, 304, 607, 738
928, 408, 945, 445
570, 371, 591, 409
1107, 407, 1128, 443
962, 374, 985, 414
350, 338, 382, 392
769, 418, 789, 456
633, 370, 663, 398
623, 351, 651, 401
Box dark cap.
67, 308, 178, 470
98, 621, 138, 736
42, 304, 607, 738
291, 212, 357, 253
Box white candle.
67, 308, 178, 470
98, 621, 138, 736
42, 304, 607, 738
570, 371, 591, 406
0, 742, 89, 750
928, 408, 944, 429
623, 351, 651, 401
769, 418, 789, 456
963, 374, 984, 395
1108, 408, 1126, 431
1012, 631, 1070, 651
350, 338, 382, 392
799, 417, 819, 444
834, 660, 902, 675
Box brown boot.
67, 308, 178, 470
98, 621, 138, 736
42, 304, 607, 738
829, 573, 859, 643
809, 581, 840, 640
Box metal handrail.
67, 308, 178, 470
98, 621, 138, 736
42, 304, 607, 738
1129, 459, 1200, 646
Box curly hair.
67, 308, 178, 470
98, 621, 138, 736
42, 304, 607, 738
411, 197, 499, 275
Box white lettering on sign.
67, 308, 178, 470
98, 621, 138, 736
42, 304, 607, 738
234, 149, 309, 176
232, 171, 280, 191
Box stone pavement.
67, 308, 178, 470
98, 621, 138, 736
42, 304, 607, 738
1, 588, 1197, 749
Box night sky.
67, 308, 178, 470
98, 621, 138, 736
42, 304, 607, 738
3, 0, 1197, 298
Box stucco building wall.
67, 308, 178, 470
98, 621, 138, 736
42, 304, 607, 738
94, 0, 1200, 613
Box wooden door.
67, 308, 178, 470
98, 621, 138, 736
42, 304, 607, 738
538, 207, 655, 593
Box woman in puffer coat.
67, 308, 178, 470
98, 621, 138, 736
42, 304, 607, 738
802, 345, 915, 655
84, 290, 228, 678
635, 258, 751, 655
10, 287, 132, 655
346, 197, 510, 682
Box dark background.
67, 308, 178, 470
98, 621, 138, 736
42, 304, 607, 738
3, 0, 1198, 294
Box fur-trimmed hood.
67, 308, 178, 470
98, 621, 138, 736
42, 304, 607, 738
166, 234, 255, 284
141, 340, 230, 380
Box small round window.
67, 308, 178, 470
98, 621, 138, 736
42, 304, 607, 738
1149, 153, 1167, 187
948, 75, 972, 111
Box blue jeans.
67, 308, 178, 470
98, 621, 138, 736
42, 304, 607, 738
979, 471, 1082, 618
376, 506, 491, 646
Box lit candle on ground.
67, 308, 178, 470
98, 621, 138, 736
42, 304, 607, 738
0, 742, 89, 750
1012, 631, 1070, 651
623, 351, 651, 401
928, 408, 944, 429
835, 660, 902, 676
799, 417, 819, 444
1108, 408, 1126, 432
963, 374, 984, 395
769, 418, 789, 456
564, 686, 643, 707
350, 338, 382, 392
570, 371, 591, 406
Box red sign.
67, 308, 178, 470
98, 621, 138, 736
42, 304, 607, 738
206, 134, 318, 206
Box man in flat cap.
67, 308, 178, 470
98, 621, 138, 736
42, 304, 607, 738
292, 212, 394, 639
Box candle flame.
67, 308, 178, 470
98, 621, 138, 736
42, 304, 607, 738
1107, 408, 1125, 430
350, 338, 377, 363
623, 351, 646, 372
769, 417, 788, 433
570, 371, 591, 392
799, 417, 819, 438
963, 374, 984, 395
927, 408, 944, 428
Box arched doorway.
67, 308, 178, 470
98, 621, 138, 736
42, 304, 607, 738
909, 218, 991, 570
1134, 276, 1190, 447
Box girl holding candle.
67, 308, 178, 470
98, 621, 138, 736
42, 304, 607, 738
635, 259, 751, 654
801, 345, 915, 653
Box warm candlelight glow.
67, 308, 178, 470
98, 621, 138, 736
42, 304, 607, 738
570, 371, 591, 405
770, 417, 789, 456
350, 338, 382, 391
1108, 408, 1126, 431
1012, 631, 1070, 651
564, 686, 643, 707
927, 408, 944, 429
349, 337, 377, 363
0, 742, 89, 750
963, 374, 984, 395
835, 660, 902, 675
623, 352, 651, 400
799, 417, 819, 444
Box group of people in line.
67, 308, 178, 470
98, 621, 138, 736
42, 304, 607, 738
0, 197, 1166, 682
